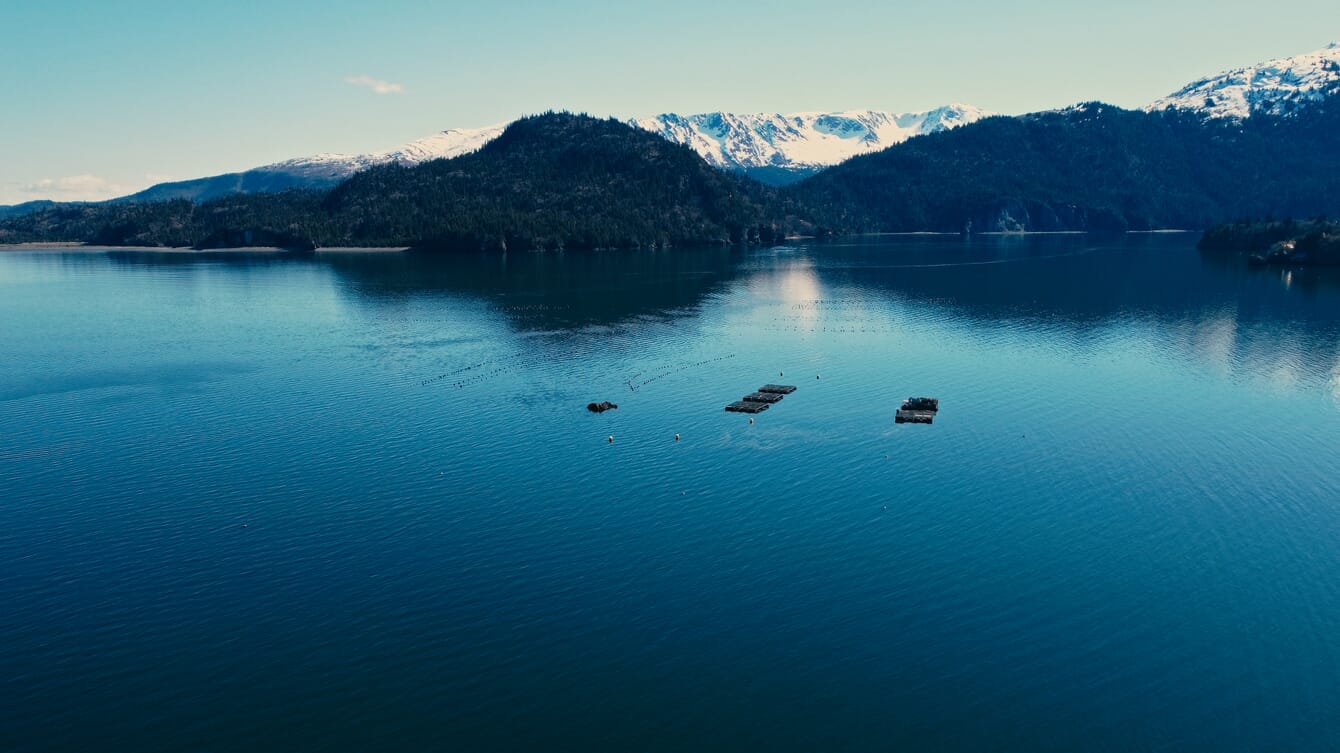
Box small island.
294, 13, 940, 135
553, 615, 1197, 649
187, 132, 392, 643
1199, 218, 1340, 266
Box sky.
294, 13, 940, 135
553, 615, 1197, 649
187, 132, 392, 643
2, 0, 1338, 204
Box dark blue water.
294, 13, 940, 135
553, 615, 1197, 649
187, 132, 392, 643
3, 236, 1339, 752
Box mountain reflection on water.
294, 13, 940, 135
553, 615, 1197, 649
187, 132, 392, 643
321, 245, 745, 331
25, 235, 1340, 403
311, 234, 1340, 393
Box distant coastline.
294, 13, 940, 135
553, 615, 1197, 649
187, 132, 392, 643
0, 231, 1200, 254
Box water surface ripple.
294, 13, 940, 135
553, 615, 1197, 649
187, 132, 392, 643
2, 236, 1339, 751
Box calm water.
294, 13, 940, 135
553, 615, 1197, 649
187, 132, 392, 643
2, 235, 1339, 752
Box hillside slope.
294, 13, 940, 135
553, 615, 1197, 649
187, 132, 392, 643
790, 99, 1340, 233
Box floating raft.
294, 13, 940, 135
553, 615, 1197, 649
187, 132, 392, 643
725, 383, 797, 412
896, 397, 940, 424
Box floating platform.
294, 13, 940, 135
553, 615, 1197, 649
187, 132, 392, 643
896, 396, 939, 424
726, 383, 796, 413
895, 409, 936, 424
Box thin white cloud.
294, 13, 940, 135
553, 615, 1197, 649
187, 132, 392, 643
344, 74, 405, 95
21, 174, 126, 201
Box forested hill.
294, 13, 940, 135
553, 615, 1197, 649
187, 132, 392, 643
322, 113, 796, 249
0, 113, 802, 251
788, 99, 1340, 233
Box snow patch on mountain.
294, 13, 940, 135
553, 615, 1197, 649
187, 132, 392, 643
263, 123, 508, 181
1146, 43, 1340, 119
632, 104, 992, 171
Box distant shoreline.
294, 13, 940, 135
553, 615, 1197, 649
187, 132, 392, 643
0, 230, 1197, 254
0, 243, 409, 253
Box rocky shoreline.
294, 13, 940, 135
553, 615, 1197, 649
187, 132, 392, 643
1198, 219, 1340, 266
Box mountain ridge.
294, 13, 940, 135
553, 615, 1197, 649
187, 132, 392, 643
115, 104, 990, 203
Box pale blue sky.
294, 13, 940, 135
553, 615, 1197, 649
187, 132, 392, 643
2, 0, 1337, 204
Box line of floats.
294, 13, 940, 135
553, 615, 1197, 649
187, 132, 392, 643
588, 371, 940, 442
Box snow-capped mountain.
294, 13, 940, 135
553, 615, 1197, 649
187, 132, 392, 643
633, 105, 992, 180
128, 124, 508, 203
1146, 43, 1340, 119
